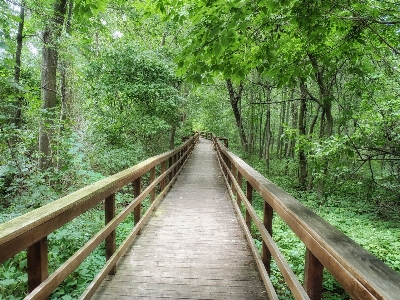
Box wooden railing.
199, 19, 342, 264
211, 133, 400, 300
0, 133, 199, 300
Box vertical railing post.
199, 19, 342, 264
231, 164, 237, 200
237, 172, 243, 207
27, 237, 48, 297
173, 153, 178, 177
105, 193, 116, 275
134, 177, 142, 235
150, 167, 156, 203
180, 149, 184, 170
161, 161, 166, 191
168, 156, 173, 183
246, 182, 253, 231
304, 248, 324, 300
262, 201, 273, 275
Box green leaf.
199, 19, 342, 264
0, 278, 17, 286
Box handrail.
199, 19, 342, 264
210, 133, 400, 300
0, 133, 199, 299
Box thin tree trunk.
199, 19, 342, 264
283, 93, 291, 159
286, 99, 298, 158
308, 104, 320, 137
38, 0, 68, 170
226, 79, 248, 151
13, 0, 25, 127
298, 82, 308, 190
259, 109, 264, 159
169, 125, 176, 149
277, 98, 286, 158
60, 0, 73, 123
161, 26, 167, 46
265, 102, 272, 175
308, 54, 334, 197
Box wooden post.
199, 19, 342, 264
304, 248, 324, 300
231, 164, 236, 197
134, 177, 142, 235
27, 237, 48, 296
246, 182, 253, 231
262, 201, 273, 275
171, 154, 175, 177
168, 156, 173, 183
179, 149, 183, 170
237, 172, 243, 207
105, 193, 116, 275
150, 167, 156, 203
161, 161, 166, 191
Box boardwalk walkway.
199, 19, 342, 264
93, 138, 268, 299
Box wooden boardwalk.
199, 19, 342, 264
93, 138, 268, 299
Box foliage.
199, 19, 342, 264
1, 0, 400, 298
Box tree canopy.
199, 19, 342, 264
0, 0, 399, 298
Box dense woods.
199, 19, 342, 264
1, 0, 399, 299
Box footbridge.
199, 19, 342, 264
1, 133, 399, 299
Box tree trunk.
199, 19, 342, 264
298, 82, 308, 190
277, 98, 286, 158
283, 92, 291, 159
308, 54, 334, 197
38, 0, 68, 170
161, 24, 167, 46
259, 109, 264, 159
169, 125, 176, 150
265, 102, 272, 175
13, 0, 25, 127
226, 79, 248, 151
286, 99, 298, 158
60, 0, 73, 123
308, 104, 320, 137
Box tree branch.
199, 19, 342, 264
342, 16, 400, 25
366, 24, 400, 55
250, 98, 306, 105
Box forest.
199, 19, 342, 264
1, 0, 400, 299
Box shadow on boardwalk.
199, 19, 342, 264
93, 138, 268, 299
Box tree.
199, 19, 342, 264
38, 0, 68, 170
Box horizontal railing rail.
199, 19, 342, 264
0, 133, 199, 300
210, 133, 400, 300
